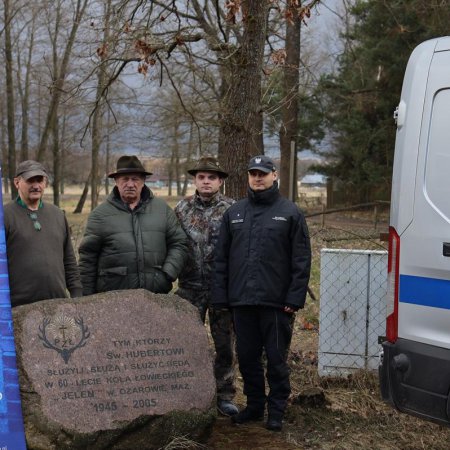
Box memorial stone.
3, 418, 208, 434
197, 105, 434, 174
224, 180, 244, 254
12, 289, 216, 450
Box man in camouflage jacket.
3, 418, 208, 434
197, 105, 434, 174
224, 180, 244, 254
175, 157, 238, 417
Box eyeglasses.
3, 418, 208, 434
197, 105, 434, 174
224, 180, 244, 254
28, 212, 42, 231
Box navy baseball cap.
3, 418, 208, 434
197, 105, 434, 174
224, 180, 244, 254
247, 155, 277, 173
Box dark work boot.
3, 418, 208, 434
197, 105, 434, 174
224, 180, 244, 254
231, 407, 264, 424
266, 413, 283, 432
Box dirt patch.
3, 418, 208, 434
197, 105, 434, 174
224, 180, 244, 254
207, 416, 299, 450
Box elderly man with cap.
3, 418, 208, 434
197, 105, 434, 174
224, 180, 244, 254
174, 156, 238, 416
79, 155, 187, 295
3, 160, 82, 306
212, 155, 311, 431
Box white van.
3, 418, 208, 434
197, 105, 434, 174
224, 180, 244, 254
379, 36, 450, 425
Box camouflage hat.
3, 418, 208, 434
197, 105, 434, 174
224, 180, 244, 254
108, 155, 152, 178
187, 157, 228, 178
15, 160, 48, 180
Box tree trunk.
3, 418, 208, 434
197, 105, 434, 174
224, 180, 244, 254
4, 0, 17, 199
91, 0, 112, 210
181, 174, 189, 196
217, 70, 228, 189
49, 1, 62, 206
104, 110, 112, 195
73, 171, 91, 214
176, 154, 181, 196
60, 116, 67, 195
173, 123, 181, 196
90, 95, 102, 209
17, 15, 36, 162
36, 0, 89, 162
219, 0, 268, 199
182, 123, 195, 196
168, 152, 174, 197
279, 7, 301, 200
0, 100, 9, 194
52, 115, 61, 206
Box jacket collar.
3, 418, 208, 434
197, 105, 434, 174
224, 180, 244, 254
109, 185, 153, 211
248, 181, 279, 205
16, 196, 44, 210
194, 190, 221, 208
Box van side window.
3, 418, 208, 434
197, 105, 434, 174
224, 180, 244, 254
424, 89, 450, 221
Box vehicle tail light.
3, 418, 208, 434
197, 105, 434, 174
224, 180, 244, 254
386, 226, 400, 343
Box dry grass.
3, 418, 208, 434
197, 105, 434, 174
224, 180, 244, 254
285, 355, 450, 449
160, 436, 207, 449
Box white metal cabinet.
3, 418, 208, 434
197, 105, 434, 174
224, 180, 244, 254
318, 249, 387, 376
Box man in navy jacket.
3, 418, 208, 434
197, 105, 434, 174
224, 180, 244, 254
213, 155, 311, 431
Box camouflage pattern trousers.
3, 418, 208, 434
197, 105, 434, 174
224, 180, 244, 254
176, 287, 236, 402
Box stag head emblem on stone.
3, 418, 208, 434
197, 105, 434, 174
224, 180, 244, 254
38, 315, 90, 364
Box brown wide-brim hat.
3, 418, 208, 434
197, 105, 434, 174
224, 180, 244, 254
108, 155, 152, 178
187, 156, 228, 178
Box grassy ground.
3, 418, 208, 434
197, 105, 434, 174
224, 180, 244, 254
54, 189, 450, 449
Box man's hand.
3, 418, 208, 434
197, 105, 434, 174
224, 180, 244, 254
283, 306, 295, 314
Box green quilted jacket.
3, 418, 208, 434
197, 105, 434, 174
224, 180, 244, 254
79, 186, 187, 295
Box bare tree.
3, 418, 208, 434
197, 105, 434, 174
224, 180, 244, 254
123, 0, 268, 198
182, 122, 196, 196
16, 9, 37, 162
104, 108, 113, 195
3, 0, 17, 198
279, 3, 303, 199
73, 170, 91, 214
0, 97, 9, 194
217, 1, 268, 198
0, 0, 327, 209
115, 0, 321, 198
36, 0, 89, 163
90, 0, 112, 210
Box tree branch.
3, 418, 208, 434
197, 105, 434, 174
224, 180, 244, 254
157, 54, 203, 155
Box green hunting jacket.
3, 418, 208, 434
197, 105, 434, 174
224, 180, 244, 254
79, 186, 187, 295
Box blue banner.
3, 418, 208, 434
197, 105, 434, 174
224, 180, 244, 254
0, 180, 27, 449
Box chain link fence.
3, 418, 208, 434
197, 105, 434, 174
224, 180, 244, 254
303, 221, 388, 377
318, 248, 387, 376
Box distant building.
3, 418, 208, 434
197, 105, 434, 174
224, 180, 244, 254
145, 174, 169, 189
300, 173, 327, 187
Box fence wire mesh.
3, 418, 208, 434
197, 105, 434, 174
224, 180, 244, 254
302, 221, 388, 377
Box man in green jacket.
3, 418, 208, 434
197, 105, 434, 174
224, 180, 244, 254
79, 155, 187, 295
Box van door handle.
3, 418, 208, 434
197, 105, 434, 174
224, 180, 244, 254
443, 243, 450, 257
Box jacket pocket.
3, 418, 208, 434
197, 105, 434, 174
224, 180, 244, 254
263, 221, 290, 257
97, 266, 128, 292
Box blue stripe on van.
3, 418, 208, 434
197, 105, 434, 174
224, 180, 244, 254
400, 274, 450, 309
